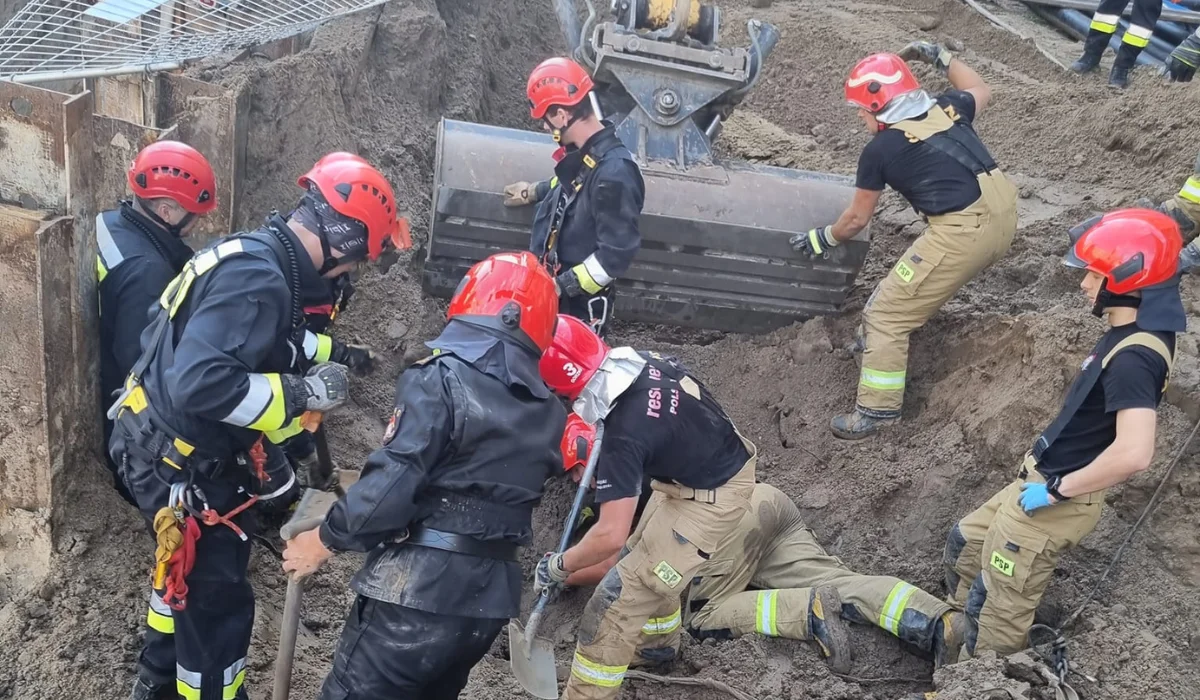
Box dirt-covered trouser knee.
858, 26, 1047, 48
319, 597, 505, 700
856, 172, 1017, 415
564, 461, 755, 700
951, 470, 1103, 656
119, 449, 257, 700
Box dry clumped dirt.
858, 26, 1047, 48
2, 0, 1200, 698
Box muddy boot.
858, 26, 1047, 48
1108, 44, 1139, 88
809, 585, 852, 674
830, 409, 898, 440
129, 675, 173, 700
1069, 30, 1109, 74
631, 644, 679, 670
933, 611, 968, 669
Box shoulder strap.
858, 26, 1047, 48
1101, 331, 1174, 381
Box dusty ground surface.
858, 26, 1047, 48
1, 0, 1200, 698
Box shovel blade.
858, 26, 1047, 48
508, 619, 558, 699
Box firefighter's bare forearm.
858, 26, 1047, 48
948, 58, 991, 113
566, 553, 619, 587
831, 209, 870, 242
1058, 409, 1156, 498
561, 495, 636, 572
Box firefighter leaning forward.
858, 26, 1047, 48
109, 153, 410, 700
943, 209, 1183, 660
98, 141, 218, 506
504, 56, 645, 338
281, 251, 566, 700
792, 44, 1019, 441
535, 314, 757, 700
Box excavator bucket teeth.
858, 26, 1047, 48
424, 118, 869, 334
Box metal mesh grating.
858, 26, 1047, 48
0, 0, 389, 83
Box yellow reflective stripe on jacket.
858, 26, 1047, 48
1179, 176, 1200, 204
879, 581, 918, 636
303, 331, 334, 363
97, 255, 108, 283
860, 368, 905, 392
570, 262, 605, 295
1090, 12, 1119, 33
265, 417, 304, 444
242, 373, 288, 432
549, 175, 559, 189
570, 651, 627, 688
755, 590, 779, 636
641, 607, 681, 635
146, 592, 174, 634
160, 239, 247, 319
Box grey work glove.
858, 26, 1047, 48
293, 362, 350, 413
329, 339, 376, 376
899, 40, 954, 74
533, 552, 570, 597
292, 449, 335, 491
503, 181, 537, 207
790, 225, 839, 259
1165, 30, 1200, 83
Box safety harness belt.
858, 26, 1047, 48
539, 133, 624, 272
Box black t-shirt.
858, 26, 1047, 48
855, 90, 983, 216
593, 352, 750, 503
1037, 325, 1173, 477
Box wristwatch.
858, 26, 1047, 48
1045, 475, 1070, 502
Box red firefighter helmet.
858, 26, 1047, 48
539, 314, 611, 400
561, 413, 596, 472
845, 53, 922, 114
1063, 208, 1182, 295
527, 56, 594, 120
297, 153, 411, 260
447, 251, 559, 351
128, 140, 218, 215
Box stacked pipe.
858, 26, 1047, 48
1022, 0, 1200, 65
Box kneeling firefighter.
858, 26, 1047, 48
110, 152, 409, 700
281, 251, 566, 700
792, 45, 1018, 440
509, 56, 645, 337
944, 209, 1182, 659
536, 315, 758, 700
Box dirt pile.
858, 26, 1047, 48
1, 0, 1199, 698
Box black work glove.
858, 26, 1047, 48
556, 270, 584, 298
789, 225, 839, 259
899, 40, 953, 74
291, 448, 335, 491
329, 339, 376, 376
1166, 31, 1200, 82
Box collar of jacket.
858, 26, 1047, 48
119, 200, 194, 270
553, 122, 623, 184
265, 214, 332, 308
573, 347, 647, 425
425, 319, 551, 399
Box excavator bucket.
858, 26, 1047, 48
422, 1, 870, 334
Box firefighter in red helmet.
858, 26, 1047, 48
792, 47, 1019, 440
98, 140, 219, 506
110, 152, 408, 700
943, 209, 1183, 661
504, 56, 645, 338
283, 251, 567, 700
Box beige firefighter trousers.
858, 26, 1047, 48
857, 109, 1019, 415
683, 483, 951, 653
563, 439, 756, 699
943, 455, 1103, 655
1170, 185, 1200, 234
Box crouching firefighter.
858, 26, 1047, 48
793, 46, 1018, 440
521, 56, 645, 337
99, 141, 218, 506
536, 315, 757, 699
943, 209, 1182, 660
281, 251, 566, 700
110, 152, 409, 700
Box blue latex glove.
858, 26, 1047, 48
1018, 483, 1056, 514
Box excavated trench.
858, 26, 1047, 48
1, 0, 1199, 698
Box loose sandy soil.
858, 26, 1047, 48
1, 0, 1199, 698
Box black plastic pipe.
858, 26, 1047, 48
1036, 5, 1164, 66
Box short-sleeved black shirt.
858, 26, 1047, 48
1037, 325, 1173, 477
855, 90, 984, 216
593, 352, 750, 503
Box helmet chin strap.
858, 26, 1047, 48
1092, 280, 1140, 318
546, 109, 584, 144
142, 203, 194, 238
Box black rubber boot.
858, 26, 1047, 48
830, 409, 899, 440
1108, 44, 1140, 88
809, 586, 852, 674
1070, 30, 1110, 74
129, 676, 174, 700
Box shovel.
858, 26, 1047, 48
271, 468, 359, 700
510, 420, 605, 699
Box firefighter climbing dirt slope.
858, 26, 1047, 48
566, 476, 970, 671
98, 141, 218, 506
108, 153, 409, 700
793, 45, 1018, 441
535, 314, 760, 699
506, 55, 645, 337
943, 209, 1182, 660
281, 251, 565, 700
1070, 0, 1165, 88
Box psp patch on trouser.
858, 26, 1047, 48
945, 465, 1103, 655
563, 460, 755, 699
857, 172, 1017, 415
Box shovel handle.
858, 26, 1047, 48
272, 576, 303, 700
